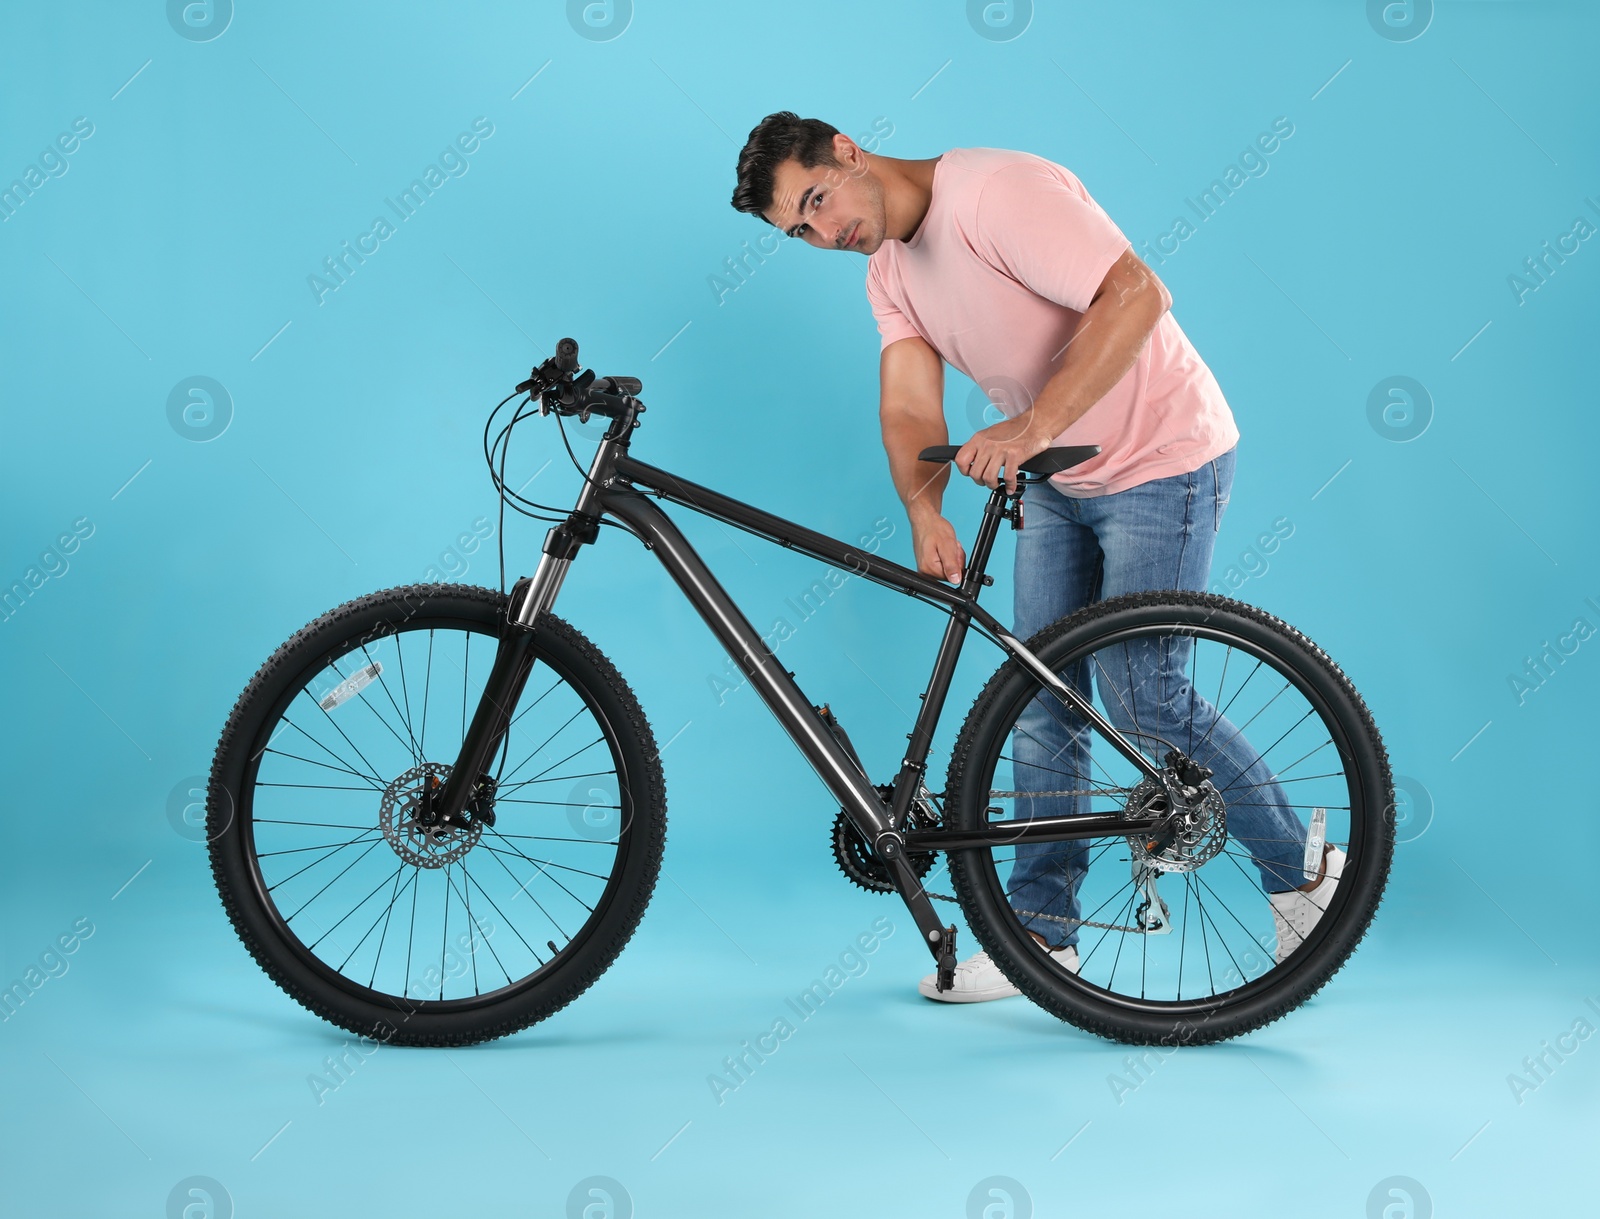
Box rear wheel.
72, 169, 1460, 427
946, 590, 1392, 1044
207, 584, 665, 1046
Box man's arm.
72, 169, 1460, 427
954, 247, 1172, 491
879, 335, 966, 584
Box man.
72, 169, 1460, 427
730, 113, 1340, 1002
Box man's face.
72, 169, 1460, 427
763, 135, 887, 254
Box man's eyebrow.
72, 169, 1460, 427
782, 184, 818, 237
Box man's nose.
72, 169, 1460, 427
817, 216, 844, 246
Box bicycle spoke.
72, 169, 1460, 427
1193, 869, 1269, 981
460, 862, 548, 966
1227, 707, 1319, 776
999, 743, 1125, 799
326, 652, 418, 766
482, 828, 603, 911
494, 768, 613, 794
327, 862, 409, 964
393, 631, 416, 759
368, 866, 415, 988
420, 629, 434, 759
1177, 876, 1191, 999
1219, 772, 1347, 794
1190, 874, 1217, 996
1192, 656, 1263, 763
448, 866, 516, 989
279, 715, 386, 789
257, 782, 377, 792
475, 843, 612, 882
494, 797, 620, 811
255, 818, 379, 831
1012, 705, 1130, 796
306, 698, 391, 796
262, 746, 384, 789
439, 863, 452, 1000
404, 863, 420, 997
1202, 674, 1289, 760
498, 710, 589, 786
282, 837, 385, 919
478, 836, 575, 942
1191, 644, 1232, 763
509, 675, 563, 730
1189, 875, 1247, 988
269, 833, 382, 893
1082, 882, 1140, 977
257, 833, 383, 858
360, 643, 424, 765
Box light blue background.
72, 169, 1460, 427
2, 2, 1596, 1215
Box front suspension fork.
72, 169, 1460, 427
431, 535, 575, 827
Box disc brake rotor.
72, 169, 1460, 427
379, 762, 484, 869
1124, 773, 1226, 873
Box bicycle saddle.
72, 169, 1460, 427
918, 444, 1101, 475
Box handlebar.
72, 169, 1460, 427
515, 337, 644, 423
515, 340, 1099, 473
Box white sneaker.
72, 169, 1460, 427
918, 944, 1079, 1003
1269, 845, 1346, 964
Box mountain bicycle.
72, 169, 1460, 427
206, 338, 1393, 1047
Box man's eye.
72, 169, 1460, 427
794, 224, 809, 237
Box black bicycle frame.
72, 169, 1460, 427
438, 414, 1167, 960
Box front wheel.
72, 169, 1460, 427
945, 590, 1392, 1045
206, 583, 666, 1046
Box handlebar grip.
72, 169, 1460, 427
555, 337, 579, 374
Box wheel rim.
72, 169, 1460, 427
965, 611, 1373, 1013
237, 614, 636, 1010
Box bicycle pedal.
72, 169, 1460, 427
935, 924, 959, 991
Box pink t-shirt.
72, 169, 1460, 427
865, 147, 1239, 496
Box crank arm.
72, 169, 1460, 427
880, 834, 958, 973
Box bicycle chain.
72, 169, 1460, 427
917, 785, 1145, 933
922, 887, 1142, 935
986, 789, 1104, 800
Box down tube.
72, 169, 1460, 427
599, 486, 892, 841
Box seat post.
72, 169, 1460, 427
958, 484, 1015, 598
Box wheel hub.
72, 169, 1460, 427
379, 762, 486, 869
1123, 760, 1226, 873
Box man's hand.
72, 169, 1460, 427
911, 511, 966, 584
953, 409, 1054, 493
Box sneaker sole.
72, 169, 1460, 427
916, 978, 1021, 1003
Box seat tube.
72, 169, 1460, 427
883, 488, 1008, 825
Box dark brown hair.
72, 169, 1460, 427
730, 111, 842, 221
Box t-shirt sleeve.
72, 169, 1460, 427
971, 161, 1131, 313
865, 258, 922, 350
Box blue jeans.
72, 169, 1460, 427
1007, 447, 1307, 948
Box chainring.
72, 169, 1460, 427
831, 785, 939, 894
